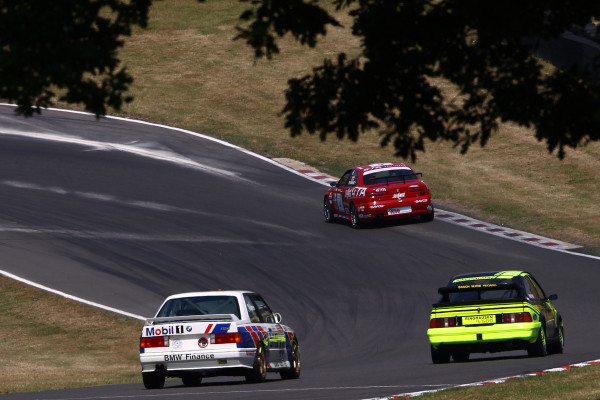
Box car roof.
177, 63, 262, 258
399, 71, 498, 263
449, 270, 527, 283
163, 290, 255, 300
354, 162, 411, 172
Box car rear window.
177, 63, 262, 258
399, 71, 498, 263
362, 168, 418, 185
446, 287, 519, 302
157, 295, 241, 319
440, 278, 523, 303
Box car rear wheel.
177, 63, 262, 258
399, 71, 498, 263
528, 325, 547, 357
280, 341, 301, 379
324, 198, 334, 223
142, 371, 165, 389
350, 204, 361, 229
181, 373, 203, 386
420, 206, 435, 222
431, 345, 450, 364
245, 345, 267, 383
547, 322, 564, 354
452, 351, 469, 362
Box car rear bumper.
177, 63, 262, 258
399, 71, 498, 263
427, 322, 540, 349
357, 198, 433, 221
140, 348, 255, 373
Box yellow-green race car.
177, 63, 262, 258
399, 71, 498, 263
427, 270, 564, 363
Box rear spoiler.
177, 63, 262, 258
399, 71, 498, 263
432, 298, 526, 308
437, 282, 522, 294
145, 314, 240, 325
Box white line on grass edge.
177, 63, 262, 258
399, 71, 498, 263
0, 269, 145, 320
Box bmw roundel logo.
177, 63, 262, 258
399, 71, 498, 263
186, 326, 192, 332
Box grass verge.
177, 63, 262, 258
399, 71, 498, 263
0, 276, 142, 393
403, 364, 600, 400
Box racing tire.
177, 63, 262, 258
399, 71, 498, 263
280, 341, 301, 380
324, 198, 334, 223
350, 204, 361, 229
527, 325, 548, 357
547, 322, 564, 355
245, 345, 267, 383
420, 206, 435, 222
431, 345, 451, 364
452, 351, 469, 362
142, 371, 165, 389
181, 373, 203, 387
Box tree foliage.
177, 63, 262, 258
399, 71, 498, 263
3, 0, 600, 159
235, 0, 600, 159
0, 0, 151, 117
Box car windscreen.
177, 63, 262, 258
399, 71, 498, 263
362, 168, 418, 185
438, 280, 523, 303
156, 295, 241, 319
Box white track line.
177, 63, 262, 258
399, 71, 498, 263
0, 269, 145, 320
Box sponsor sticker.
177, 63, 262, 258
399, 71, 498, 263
186, 353, 215, 360
345, 187, 367, 197
164, 353, 215, 361
145, 325, 184, 336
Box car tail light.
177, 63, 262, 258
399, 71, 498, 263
212, 332, 242, 344
407, 186, 428, 196
502, 312, 532, 323
430, 317, 457, 328
140, 336, 169, 348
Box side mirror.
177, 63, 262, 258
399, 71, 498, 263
548, 294, 558, 301
329, 181, 337, 187
273, 313, 282, 323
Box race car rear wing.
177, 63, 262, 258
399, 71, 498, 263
145, 314, 241, 325
434, 283, 526, 306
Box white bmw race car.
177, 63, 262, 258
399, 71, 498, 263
139, 290, 300, 389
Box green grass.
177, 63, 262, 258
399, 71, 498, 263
405, 364, 600, 400
0, 276, 142, 393
2, 0, 600, 395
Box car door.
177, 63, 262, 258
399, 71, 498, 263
244, 294, 287, 366
331, 170, 352, 216
331, 169, 359, 218
524, 276, 557, 338
527, 276, 557, 337
341, 169, 360, 214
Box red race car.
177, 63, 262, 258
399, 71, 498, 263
324, 163, 434, 228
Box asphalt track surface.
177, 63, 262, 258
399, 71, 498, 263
1, 105, 599, 400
